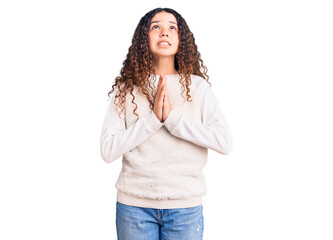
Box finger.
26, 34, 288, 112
164, 87, 169, 102
156, 74, 163, 94
155, 84, 163, 102
163, 74, 167, 88
157, 83, 164, 101
164, 85, 168, 97
160, 84, 166, 95
161, 85, 168, 101
156, 73, 162, 91
158, 74, 163, 86
160, 73, 165, 86
155, 89, 160, 101
159, 80, 166, 92
156, 75, 164, 96
163, 74, 166, 84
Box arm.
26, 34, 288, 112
100, 89, 163, 163
163, 81, 233, 154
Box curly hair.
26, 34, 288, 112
108, 7, 211, 121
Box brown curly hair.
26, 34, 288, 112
108, 7, 211, 121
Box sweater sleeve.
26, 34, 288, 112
163, 81, 233, 154
100, 89, 163, 163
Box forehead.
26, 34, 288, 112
150, 11, 177, 24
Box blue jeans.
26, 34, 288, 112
116, 201, 204, 240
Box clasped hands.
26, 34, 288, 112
153, 73, 172, 123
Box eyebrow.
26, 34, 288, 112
150, 20, 177, 25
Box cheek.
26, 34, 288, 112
148, 34, 157, 45
174, 37, 180, 49
148, 36, 154, 50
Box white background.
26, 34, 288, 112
1, 0, 332, 239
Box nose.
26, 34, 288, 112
160, 31, 169, 38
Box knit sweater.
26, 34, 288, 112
100, 73, 233, 209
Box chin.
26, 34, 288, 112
152, 51, 178, 58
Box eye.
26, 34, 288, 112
151, 25, 159, 30
170, 26, 177, 30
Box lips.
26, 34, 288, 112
158, 40, 171, 46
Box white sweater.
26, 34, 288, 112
100, 74, 233, 209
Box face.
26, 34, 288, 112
148, 11, 179, 59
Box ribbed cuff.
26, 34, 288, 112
163, 109, 182, 133
143, 111, 163, 132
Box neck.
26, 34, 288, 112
152, 56, 178, 76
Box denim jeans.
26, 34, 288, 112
116, 201, 204, 240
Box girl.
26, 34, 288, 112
100, 7, 232, 240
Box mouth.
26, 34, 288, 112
158, 41, 171, 47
